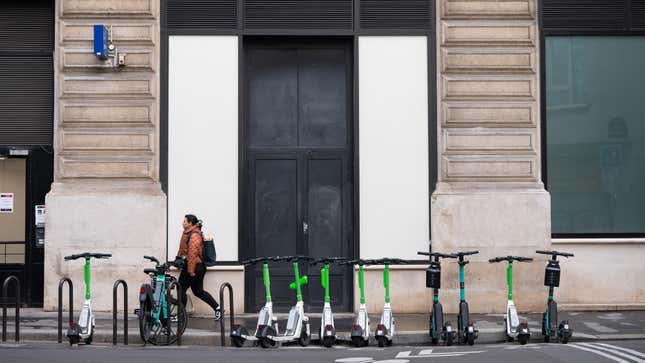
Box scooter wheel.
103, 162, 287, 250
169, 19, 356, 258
323, 336, 335, 348
544, 335, 550, 343
431, 337, 439, 345
377, 336, 386, 347
507, 335, 514, 342
68, 336, 80, 346
299, 330, 310, 347
467, 334, 475, 346
386, 339, 392, 347
232, 336, 245, 348
519, 335, 529, 345
446, 334, 453, 346
259, 338, 274, 349
351, 337, 362, 347
559, 334, 570, 344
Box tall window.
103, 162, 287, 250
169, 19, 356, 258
546, 37, 645, 235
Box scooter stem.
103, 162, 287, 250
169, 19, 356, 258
294, 261, 303, 302
548, 286, 554, 301
358, 265, 365, 305
322, 264, 331, 303
84, 257, 91, 300
263, 262, 272, 303
459, 264, 465, 301
507, 261, 513, 301
383, 263, 390, 304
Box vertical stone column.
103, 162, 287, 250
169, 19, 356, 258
433, 0, 550, 312
44, 0, 165, 311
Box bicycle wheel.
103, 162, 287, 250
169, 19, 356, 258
138, 300, 154, 343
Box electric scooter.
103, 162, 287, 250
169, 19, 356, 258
536, 250, 574, 344
418, 251, 457, 346
231, 257, 281, 348
343, 259, 374, 347
373, 258, 409, 347
448, 250, 479, 346
488, 255, 533, 345
311, 257, 346, 348
63, 252, 112, 345
267, 256, 312, 347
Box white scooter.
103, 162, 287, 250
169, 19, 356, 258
489, 255, 533, 345
311, 257, 346, 348
374, 258, 409, 347
267, 256, 311, 347
344, 259, 373, 347
231, 257, 280, 348
63, 252, 112, 345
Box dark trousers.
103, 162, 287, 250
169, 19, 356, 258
178, 263, 219, 312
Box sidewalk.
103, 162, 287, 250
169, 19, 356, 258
2, 309, 645, 346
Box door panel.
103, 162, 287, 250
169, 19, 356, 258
298, 49, 348, 148
244, 40, 353, 312
247, 49, 298, 147
250, 156, 300, 308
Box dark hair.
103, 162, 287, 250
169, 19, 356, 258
184, 214, 199, 226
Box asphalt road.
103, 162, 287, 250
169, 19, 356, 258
1, 339, 644, 363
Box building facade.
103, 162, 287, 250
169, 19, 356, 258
0, 0, 643, 314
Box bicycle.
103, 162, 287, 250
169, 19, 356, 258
136, 255, 188, 345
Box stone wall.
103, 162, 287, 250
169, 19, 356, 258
44, 0, 165, 312
430, 0, 549, 313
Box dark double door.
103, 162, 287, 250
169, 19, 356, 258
244, 39, 353, 312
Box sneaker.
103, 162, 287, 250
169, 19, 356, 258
214, 308, 223, 321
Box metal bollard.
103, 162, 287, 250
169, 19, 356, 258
2, 276, 20, 342
112, 279, 128, 345
57, 277, 73, 343
218, 282, 234, 347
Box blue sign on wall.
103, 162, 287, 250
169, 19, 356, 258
93, 25, 108, 60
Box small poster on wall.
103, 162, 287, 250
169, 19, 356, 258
0, 193, 13, 213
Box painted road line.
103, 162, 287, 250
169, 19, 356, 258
568, 343, 630, 363
595, 343, 645, 359
334, 357, 374, 363
582, 321, 619, 333
578, 343, 644, 363
574, 332, 599, 339
395, 349, 486, 359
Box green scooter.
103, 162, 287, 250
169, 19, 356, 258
63, 252, 112, 345
489, 255, 533, 345
373, 258, 409, 347
231, 257, 281, 348
310, 257, 346, 348
536, 250, 574, 344
343, 259, 375, 347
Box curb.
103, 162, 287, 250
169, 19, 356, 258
4, 328, 645, 347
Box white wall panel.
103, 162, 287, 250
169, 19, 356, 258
169, 36, 238, 261
359, 36, 430, 259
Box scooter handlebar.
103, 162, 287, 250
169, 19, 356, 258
454, 250, 479, 256
341, 259, 376, 266
64, 252, 112, 261
310, 257, 347, 265
536, 250, 574, 258
143, 255, 160, 264
417, 251, 456, 259
488, 256, 533, 263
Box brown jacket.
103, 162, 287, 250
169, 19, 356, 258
177, 225, 203, 274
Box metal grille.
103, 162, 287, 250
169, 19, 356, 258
632, 0, 645, 29
0, 0, 53, 51
244, 0, 353, 30
360, 0, 431, 30
542, 0, 627, 30
0, 57, 53, 145
167, 0, 238, 30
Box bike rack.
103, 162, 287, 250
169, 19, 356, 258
112, 279, 128, 345
57, 277, 73, 343
218, 282, 234, 347
1, 276, 20, 342
169, 281, 183, 346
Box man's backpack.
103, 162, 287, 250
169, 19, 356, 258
186, 231, 217, 267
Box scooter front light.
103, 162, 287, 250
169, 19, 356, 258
326, 324, 333, 332
563, 324, 569, 330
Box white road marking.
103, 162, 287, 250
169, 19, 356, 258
582, 321, 619, 333
574, 332, 599, 339
598, 313, 625, 321
596, 343, 645, 360
578, 343, 644, 363
335, 358, 374, 363
395, 349, 485, 359
568, 343, 630, 363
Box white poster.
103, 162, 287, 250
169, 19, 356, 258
35, 205, 46, 225
0, 193, 14, 213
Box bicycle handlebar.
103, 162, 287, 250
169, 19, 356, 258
488, 256, 533, 263
143, 255, 160, 264
64, 252, 112, 261
536, 250, 574, 258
